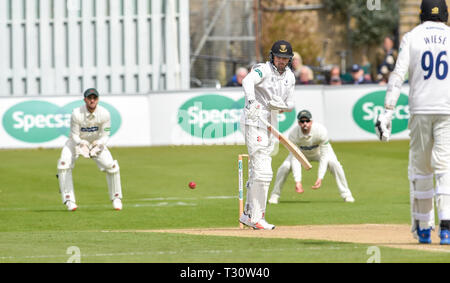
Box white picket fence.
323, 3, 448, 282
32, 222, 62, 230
0, 0, 190, 96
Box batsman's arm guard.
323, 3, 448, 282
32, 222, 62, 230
242, 75, 256, 102
385, 72, 404, 109
385, 32, 410, 109
242, 65, 266, 102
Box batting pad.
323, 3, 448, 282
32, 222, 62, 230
435, 173, 450, 221
246, 180, 270, 224
106, 171, 122, 200
410, 173, 435, 231
57, 169, 75, 204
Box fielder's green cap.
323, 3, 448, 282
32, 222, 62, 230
83, 88, 99, 98
297, 110, 312, 120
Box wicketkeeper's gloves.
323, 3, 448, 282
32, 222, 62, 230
76, 140, 91, 158
89, 141, 105, 158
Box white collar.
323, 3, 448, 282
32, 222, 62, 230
84, 105, 97, 117
269, 62, 287, 77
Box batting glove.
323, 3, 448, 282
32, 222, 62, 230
245, 100, 261, 121
375, 109, 394, 142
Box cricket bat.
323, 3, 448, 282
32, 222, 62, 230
259, 117, 312, 170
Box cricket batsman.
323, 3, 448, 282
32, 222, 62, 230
239, 40, 296, 230
376, 0, 450, 244
57, 88, 123, 211
268, 110, 354, 204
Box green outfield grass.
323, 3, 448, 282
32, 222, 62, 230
1, 141, 450, 263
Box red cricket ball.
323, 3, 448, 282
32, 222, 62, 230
188, 181, 196, 189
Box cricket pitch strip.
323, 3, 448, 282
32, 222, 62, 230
119, 224, 450, 254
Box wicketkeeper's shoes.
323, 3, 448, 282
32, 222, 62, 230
268, 194, 279, 204
417, 227, 432, 244
440, 230, 450, 245
344, 196, 355, 203
112, 198, 122, 210
65, 201, 78, 211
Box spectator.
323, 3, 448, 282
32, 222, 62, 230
328, 65, 342, 85
297, 66, 314, 85
371, 36, 398, 85
347, 64, 372, 85
291, 52, 303, 78
226, 67, 248, 87
291, 51, 314, 85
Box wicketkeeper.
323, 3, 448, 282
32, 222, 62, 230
57, 88, 123, 211
268, 110, 354, 204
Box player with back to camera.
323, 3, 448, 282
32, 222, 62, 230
268, 110, 355, 204
376, 0, 450, 244
56, 88, 123, 211
239, 40, 296, 230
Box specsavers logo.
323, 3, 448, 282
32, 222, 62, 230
352, 90, 409, 134
177, 94, 296, 139
2, 100, 121, 143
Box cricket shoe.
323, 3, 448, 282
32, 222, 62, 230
268, 194, 279, 204
417, 227, 432, 244
254, 218, 275, 230
239, 214, 275, 230
112, 198, 122, 211
344, 195, 355, 203
65, 201, 78, 211
239, 213, 253, 228
440, 230, 450, 245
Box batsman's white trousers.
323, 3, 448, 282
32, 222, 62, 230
243, 124, 275, 224
271, 145, 352, 199
409, 114, 450, 232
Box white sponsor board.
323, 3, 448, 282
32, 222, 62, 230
0, 85, 410, 149
0, 95, 150, 149
323, 85, 410, 141
149, 90, 246, 146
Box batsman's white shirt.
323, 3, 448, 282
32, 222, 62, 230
386, 21, 450, 113
241, 62, 295, 128
288, 122, 330, 180
69, 105, 111, 146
